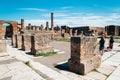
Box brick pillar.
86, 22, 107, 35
15, 34, 18, 48
21, 35, 25, 50
51, 12, 54, 30
21, 19, 24, 29
68, 37, 101, 75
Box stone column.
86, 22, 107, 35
68, 37, 101, 75
28, 23, 31, 30
51, 12, 54, 30
45, 21, 49, 30
21, 19, 24, 29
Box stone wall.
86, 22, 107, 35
31, 34, 53, 55
68, 37, 101, 75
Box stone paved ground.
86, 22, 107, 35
0, 39, 120, 80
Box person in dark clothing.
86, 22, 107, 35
99, 37, 105, 55
107, 36, 114, 50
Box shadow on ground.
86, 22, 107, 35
55, 62, 69, 71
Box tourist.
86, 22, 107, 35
107, 36, 114, 50
99, 36, 105, 55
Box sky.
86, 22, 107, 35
0, 0, 120, 27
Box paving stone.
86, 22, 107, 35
106, 75, 120, 80
0, 56, 14, 61
0, 76, 12, 80
0, 62, 45, 80
102, 52, 115, 61
86, 71, 107, 80
111, 66, 120, 77
0, 65, 10, 78
96, 64, 116, 75
102, 60, 120, 67
30, 61, 70, 80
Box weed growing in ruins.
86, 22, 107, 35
25, 61, 31, 67
35, 52, 57, 57
53, 38, 70, 42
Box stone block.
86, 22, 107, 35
68, 37, 101, 75
31, 34, 53, 55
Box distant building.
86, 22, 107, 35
105, 25, 120, 36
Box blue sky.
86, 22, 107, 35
1, 0, 120, 27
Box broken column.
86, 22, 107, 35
31, 34, 53, 55
21, 19, 24, 30
51, 12, 54, 30
68, 36, 101, 75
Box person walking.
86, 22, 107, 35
107, 36, 114, 50
99, 36, 105, 55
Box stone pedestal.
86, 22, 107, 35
68, 37, 101, 75
31, 34, 53, 55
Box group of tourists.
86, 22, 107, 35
99, 34, 114, 55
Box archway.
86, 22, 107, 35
0, 20, 19, 39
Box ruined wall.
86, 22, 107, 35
105, 25, 120, 36
68, 37, 101, 75
31, 34, 53, 55
90, 27, 105, 36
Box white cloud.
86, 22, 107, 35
18, 8, 48, 12
61, 6, 73, 9
24, 13, 120, 27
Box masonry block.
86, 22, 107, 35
68, 37, 101, 75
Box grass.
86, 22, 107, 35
52, 38, 70, 42
25, 61, 30, 67
34, 51, 57, 57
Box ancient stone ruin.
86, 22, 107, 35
68, 36, 101, 75
11, 31, 53, 55
31, 34, 53, 55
